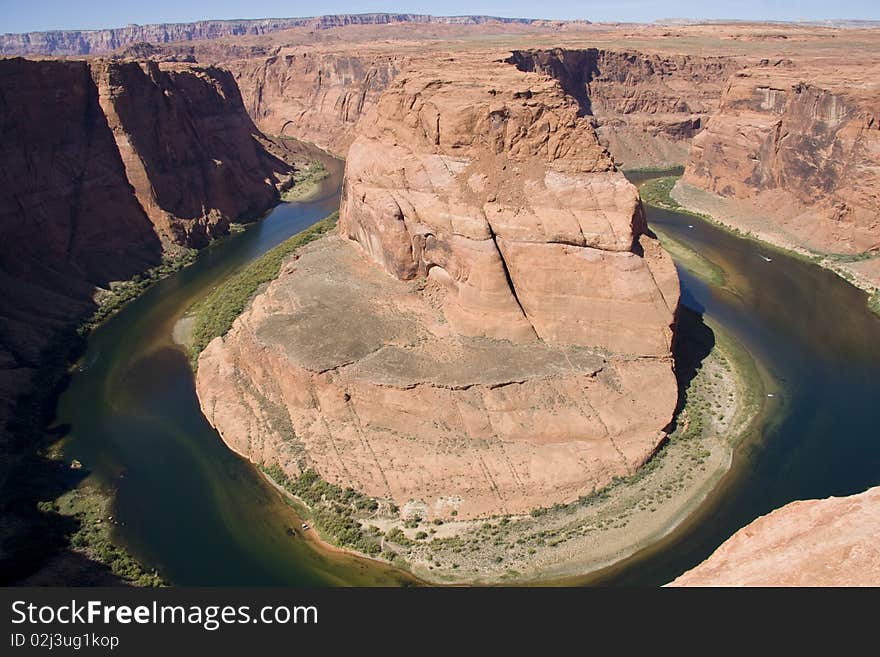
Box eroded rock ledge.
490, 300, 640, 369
197, 56, 680, 520
670, 486, 880, 586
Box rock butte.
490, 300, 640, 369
669, 486, 880, 586
196, 55, 680, 519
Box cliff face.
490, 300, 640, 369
682, 62, 880, 255
670, 487, 880, 586
153, 45, 736, 165
0, 15, 544, 57
508, 48, 739, 169
231, 51, 403, 156
0, 55, 296, 460
197, 56, 680, 520
0, 59, 161, 438
91, 60, 292, 246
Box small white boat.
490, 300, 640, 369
761, 256, 773, 262
767, 393, 775, 398
687, 225, 694, 229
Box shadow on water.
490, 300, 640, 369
1, 327, 130, 584
667, 305, 716, 436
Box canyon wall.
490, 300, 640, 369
670, 487, 880, 586
230, 51, 404, 156
681, 61, 880, 255
508, 48, 739, 169
90, 59, 294, 247
0, 58, 161, 442
0, 14, 544, 57
0, 56, 297, 499
221, 46, 737, 163
197, 55, 680, 520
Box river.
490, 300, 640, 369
54, 150, 414, 585
53, 164, 880, 586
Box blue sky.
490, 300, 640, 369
2, 1, 878, 33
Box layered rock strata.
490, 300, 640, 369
231, 51, 404, 155
90, 59, 294, 247
682, 61, 880, 256
0, 14, 543, 57
508, 48, 739, 169
197, 57, 680, 519
670, 487, 880, 586
110, 43, 739, 167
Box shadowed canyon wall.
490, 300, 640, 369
0, 56, 300, 576
91, 59, 294, 247
0, 58, 162, 442
0, 55, 295, 435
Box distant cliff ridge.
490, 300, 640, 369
0, 14, 546, 56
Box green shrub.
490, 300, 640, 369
188, 212, 338, 366
869, 291, 880, 317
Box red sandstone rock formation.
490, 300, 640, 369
682, 61, 880, 255
340, 59, 679, 354
90, 59, 293, 247
196, 55, 680, 519
669, 487, 880, 586
231, 51, 403, 155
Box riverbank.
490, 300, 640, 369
183, 212, 339, 364
642, 176, 880, 316
18, 470, 163, 586
280, 161, 331, 203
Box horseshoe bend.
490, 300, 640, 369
2, 13, 880, 590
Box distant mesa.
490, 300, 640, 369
0, 14, 566, 57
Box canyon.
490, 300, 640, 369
0, 56, 303, 434
0, 55, 310, 578
2, 16, 879, 584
